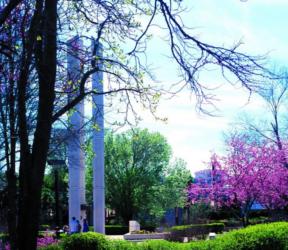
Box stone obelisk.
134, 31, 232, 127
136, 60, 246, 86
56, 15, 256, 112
92, 41, 105, 233
67, 36, 86, 228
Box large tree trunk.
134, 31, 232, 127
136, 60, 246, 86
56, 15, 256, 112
17, 154, 43, 250
6, 169, 17, 250
17, 0, 57, 249
6, 49, 18, 250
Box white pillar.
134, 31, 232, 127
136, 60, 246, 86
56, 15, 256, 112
67, 36, 86, 229
92, 41, 105, 234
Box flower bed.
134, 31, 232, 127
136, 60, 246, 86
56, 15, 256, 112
4, 236, 58, 250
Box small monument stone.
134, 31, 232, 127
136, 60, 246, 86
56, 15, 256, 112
208, 232, 216, 240
129, 220, 140, 232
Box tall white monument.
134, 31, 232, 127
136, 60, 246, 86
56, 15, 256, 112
92, 41, 105, 233
67, 36, 86, 228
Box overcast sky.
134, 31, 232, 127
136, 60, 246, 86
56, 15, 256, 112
125, 0, 288, 175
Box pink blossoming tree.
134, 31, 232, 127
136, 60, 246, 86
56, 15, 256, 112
189, 134, 288, 226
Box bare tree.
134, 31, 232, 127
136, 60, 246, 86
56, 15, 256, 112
236, 70, 288, 152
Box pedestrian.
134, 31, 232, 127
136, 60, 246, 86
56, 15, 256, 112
70, 217, 78, 234
76, 219, 82, 233
82, 218, 89, 232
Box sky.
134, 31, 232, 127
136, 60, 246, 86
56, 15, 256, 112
118, 0, 288, 175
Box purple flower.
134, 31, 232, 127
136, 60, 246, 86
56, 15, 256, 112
4, 236, 58, 249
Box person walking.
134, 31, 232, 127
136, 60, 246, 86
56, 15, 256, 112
76, 219, 82, 233
70, 217, 78, 234
82, 218, 89, 232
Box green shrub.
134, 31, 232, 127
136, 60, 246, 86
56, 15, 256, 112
38, 244, 63, 250
141, 226, 156, 232
62, 232, 109, 250
188, 222, 288, 250
248, 216, 268, 225
0, 233, 8, 241
108, 240, 140, 250
40, 225, 50, 231
89, 225, 129, 235
169, 223, 225, 241
106, 225, 129, 235
0, 233, 9, 249
141, 240, 191, 250
45, 222, 288, 250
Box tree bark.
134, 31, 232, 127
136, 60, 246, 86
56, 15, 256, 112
0, 0, 22, 27
17, 0, 57, 249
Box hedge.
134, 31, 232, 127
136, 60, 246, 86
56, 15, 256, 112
39, 222, 288, 250
169, 223, 225, 241
89, 225, 154, 235
38, 244, 63, 250
88, 225, 129, 235
105, 225, 129, 235
39, 225, 51, 231
200, 222, 288, 250
62, 232, 109, 250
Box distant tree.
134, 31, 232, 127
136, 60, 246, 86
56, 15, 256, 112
85, 134, 191, 224
85, 140, 94, 206
40, 165, 68, 226
104, 129, 171, 224
149, 158, 192, 219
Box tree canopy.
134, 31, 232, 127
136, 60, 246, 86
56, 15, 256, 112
104, 129, 171, 224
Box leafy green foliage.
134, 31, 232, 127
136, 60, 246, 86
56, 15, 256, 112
105, 225, 129, 235
169, 223, 225, 241
39, 222, 288, 250
38, 244, 63, 250
88, 225, 130, 235
140, 240, 191, 250
190, 222, 288, 250
188, 203, 214, 224
149, 158, 192, 218
104, 129, 172, 224
85, 129, 191, 225
108, 240, 140, 250
41, 165, 68, 224
62, 232, 109, 250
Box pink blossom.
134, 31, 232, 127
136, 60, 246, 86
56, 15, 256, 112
188, 134, 288, 223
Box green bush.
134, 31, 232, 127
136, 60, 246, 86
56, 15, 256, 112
106, 225, 129, 235
108, 240, 140, 250
62, 232, 109, 250
0, 233, 9, 247
248, 216, 268, 225
45, 222, 288, 250
0, 233, 8, 241
40, 225, 50, 231
141, 240, 191, 250
38, 244, 63, 250
188, 222, 288, 250
169, 223, 225, 241
88, 225, 129, 235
